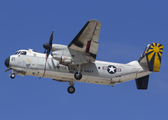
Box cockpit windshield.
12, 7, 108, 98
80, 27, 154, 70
14, 51, 27, 55
14, 51, 21, 55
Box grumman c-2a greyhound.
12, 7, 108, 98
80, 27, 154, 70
5, 20, 163, 94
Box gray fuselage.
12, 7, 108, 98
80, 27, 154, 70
8, 49, 151, 86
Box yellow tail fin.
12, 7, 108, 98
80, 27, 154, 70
139, 43, 163, 72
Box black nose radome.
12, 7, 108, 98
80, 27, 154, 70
5, 57, 10, 68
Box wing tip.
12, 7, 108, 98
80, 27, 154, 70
89, 19, 101, 24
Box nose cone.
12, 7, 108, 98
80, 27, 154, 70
5, 57, 10, 68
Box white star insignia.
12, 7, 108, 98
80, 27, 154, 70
109, 66, 116, 72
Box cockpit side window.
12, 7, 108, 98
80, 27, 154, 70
20, 51, 27, 55
14, 51, 21, 55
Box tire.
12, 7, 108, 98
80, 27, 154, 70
10, 73, 15, 79
74, 72, 82, 80
67, 86, 75, 94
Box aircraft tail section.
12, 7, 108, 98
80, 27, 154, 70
138, 43, 163, 72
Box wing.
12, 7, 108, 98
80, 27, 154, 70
68, 20, 101, 63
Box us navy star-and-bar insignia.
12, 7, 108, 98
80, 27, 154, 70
107, 65, 116, 74
146, 43, 163, 72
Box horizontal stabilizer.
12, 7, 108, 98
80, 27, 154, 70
138, 43, 163, 72
135, 75, 149, 89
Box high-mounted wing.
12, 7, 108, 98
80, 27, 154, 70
68, 20, 101, 62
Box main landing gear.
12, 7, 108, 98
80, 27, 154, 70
74, 71, 82, 80
67, 86, 75, 94
67, 81, 75, 94
74, 65, 82, 80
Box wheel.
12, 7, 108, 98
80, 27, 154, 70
10, 73, 15, 79
67, 86, 75, 94
74, 72, 82, 80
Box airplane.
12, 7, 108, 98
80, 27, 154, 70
4, 20, 163, 94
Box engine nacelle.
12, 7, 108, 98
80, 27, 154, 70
52, 51, 72, 64
53, 56, 72, 64
52, 44, 67, 51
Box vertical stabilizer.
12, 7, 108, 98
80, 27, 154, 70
138, 43, 163, 72
135, 75, 149, 89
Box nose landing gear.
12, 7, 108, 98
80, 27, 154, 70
5, 69, 16, 79
10, 73, 15, 79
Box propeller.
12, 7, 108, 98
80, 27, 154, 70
42, 30, 54, 77
43, 30, 54, 59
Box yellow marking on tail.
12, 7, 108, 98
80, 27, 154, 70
146, 43, 163, 72
153, 52, 160, 71
147, 51, 155, 62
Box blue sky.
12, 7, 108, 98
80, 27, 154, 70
1, 0, 168, 120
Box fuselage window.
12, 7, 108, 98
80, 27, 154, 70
20, 51, 27, 55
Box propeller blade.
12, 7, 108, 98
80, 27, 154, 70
43, 30, 54, 59
46, 50, 50, 59
44, 49, 46, 54
49, 30, 54, 46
